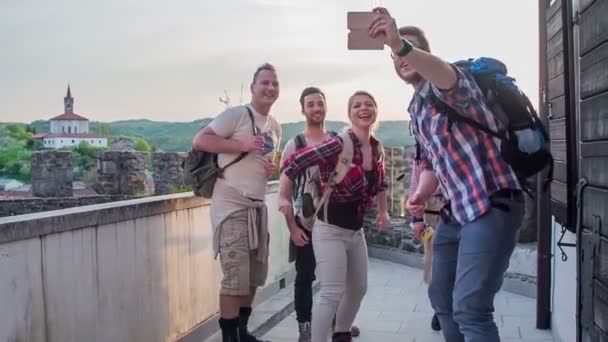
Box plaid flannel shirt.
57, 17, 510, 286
408, 65, 520, 225
281, 129, 387, 221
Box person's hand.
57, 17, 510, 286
369, 7, 402, 52
240, 136, 265, 153
411, 221, 425, 240
376, 210, 391, 231
278, 196, 292, 215
264, 158, 277, 178
406, 192, 426, 217
289, 225, 310, 247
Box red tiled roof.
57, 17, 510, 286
31, 133, 48, 139
43, 133, 104, 139
50, 112, 89, 121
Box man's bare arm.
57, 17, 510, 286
416, 170, 440, 201
278, 173, 297, 227
278, 140, 298, 230
396, 49, 457, 91
369, 7, 458, 90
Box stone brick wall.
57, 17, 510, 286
96, 151, 147, 195
363, 145, 423, 254
31, 151, 73, 197
153, 152, 187, 195
0, 195, 135, 218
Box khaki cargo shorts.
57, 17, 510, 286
218, 209, 268, 296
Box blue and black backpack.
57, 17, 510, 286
428, 57, 553, 195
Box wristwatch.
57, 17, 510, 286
394, 38, 414, 57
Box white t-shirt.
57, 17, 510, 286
207, 104, 282, 200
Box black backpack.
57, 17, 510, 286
429, 57, 553, 194
183, 107, 256, 198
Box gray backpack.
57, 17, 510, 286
183, 107, 255, 198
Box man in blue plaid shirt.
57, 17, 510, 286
369, 7, 525, 342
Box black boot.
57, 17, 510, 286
219, 317, 240, 342
431, 313, 441, 331
239, 307, 270, 342
332, 316, 360, 337
332, 331, 352, 342
350, 325, 360, 337
297, 321, 311, 342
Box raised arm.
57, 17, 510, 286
369, 7, 457, 91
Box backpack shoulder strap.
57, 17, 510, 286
332, 131, 355, 184
222, 106, 256, 169
294, 133, 307, 151
245, 106, 256, 135
429, 92, 506, 140
313, 131, 355, 219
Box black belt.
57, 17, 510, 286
439, 189, 523, 223
493, 188, 523, 201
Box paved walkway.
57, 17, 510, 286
262, 258, 554, 342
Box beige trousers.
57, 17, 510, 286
311, 220, 368, 342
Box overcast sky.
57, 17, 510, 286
0, 0, 539, 124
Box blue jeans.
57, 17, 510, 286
428, 194, 524, 342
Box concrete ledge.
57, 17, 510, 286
0, 192, 208, 243
368, 245, 537, 299
0, 181, 280, 244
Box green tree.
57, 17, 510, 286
0, 143, 32, 181
7, 124, 32, 140
72, 141, 105, 182
133, 138, 153, 152
27, 139, 44, 150
25, 125, 37, 134
99, 123, 111, 136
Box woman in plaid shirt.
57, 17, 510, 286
279, 91, 391, 342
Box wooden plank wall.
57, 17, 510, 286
546, 0, 574, 226
577, 0, 608, 339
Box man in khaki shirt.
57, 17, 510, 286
193, 63, 281, 342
